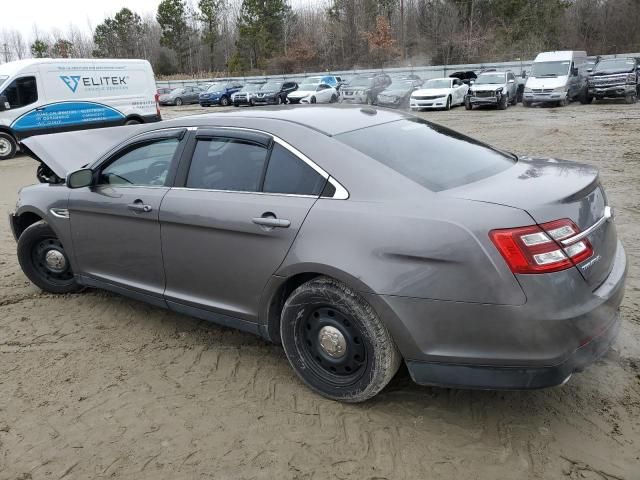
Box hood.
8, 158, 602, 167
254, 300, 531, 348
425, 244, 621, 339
20, 126, 142, 178
412, 88, 452, 96
288, 89, 314, 97
525, 75, 568, 89
591, 67, 635, 76
471, 83, 504, 91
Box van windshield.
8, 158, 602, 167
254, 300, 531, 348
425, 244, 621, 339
531, 61, 571, 77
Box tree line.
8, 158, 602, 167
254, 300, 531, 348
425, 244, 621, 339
1, 0, 639, 77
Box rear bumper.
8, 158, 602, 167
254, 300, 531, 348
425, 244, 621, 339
367, 240, 627, 390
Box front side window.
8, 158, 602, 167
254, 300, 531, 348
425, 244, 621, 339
335, 118, 515, 192
2, 76, 38, 109
100, 139, 179, 187
263, 144, 326, 196
186, 138, 268, 192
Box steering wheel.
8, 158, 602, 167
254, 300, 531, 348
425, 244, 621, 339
146, 160, 170, 184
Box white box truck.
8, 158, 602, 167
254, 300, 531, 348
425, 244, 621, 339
523, 51, 590, 107
0, 58, 161, 160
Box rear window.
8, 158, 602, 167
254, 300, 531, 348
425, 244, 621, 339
335, 118, 515, 191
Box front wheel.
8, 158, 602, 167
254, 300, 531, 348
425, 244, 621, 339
625, 93, 637, 104
175, 97, 183, 106
464, 97, 472, 110
498, 94, 508, 110
0, 132, 18, 160
220, 96, 229, 107
310, 96, 317, 104
444, 96, 451, 110
17, 221, 81, 294
523, 100, 532, 107
280, 277, 402, 402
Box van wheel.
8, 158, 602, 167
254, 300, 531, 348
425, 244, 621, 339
17, 221, 82, 294
125, 118, 141, 125
280, 277, 402, 402
0, 132, 17, 160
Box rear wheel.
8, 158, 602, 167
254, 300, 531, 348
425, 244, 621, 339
125, 118, 141, 126
17, 221, 81, 294
220, 96, 230, 107
0, 132, 17, 160
280, 277, 401, 402
175, 97, 183, 106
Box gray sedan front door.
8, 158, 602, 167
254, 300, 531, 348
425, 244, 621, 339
68, 129, 186, 301
160, 128, 327, 321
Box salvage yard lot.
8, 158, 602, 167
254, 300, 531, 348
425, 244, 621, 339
1, 102, 639, 479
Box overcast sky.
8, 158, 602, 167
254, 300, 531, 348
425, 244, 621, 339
3, 0, 317, 40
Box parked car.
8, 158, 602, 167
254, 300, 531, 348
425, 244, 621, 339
465, 71, 518, 110
288, 76, 339, 104
587, 57, 639, 104
523, 50, 590, 107
252, 81, 298, 105
449, 71, 477, 85
375, 77, 423, 109
340, 74, 392, 105
231, 82, 266, 107
410, 77, 468, 110
159, 86, 204, 106
199, 81, 244, 107
0, 58, 160, 160
13, 107, 626, 402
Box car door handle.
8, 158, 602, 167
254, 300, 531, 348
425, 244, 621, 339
128, 201, 153, 213
252, 217, 290, 228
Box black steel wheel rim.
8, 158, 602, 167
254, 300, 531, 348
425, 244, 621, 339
31, 238, 74, 285
296, 306, 368, 386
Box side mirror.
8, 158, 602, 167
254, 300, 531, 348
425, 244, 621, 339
67, 168, 94, 189
587, 67, 593, 73
469, 80, 475, 85
0, 95, 9, 111
508, 79, 515, 83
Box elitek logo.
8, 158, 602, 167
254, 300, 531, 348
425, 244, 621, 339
60, 75, 81, 93
60, 75, 128, 92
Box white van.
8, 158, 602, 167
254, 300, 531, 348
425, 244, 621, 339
523, 51, 590, 107
0, 58, 161, 160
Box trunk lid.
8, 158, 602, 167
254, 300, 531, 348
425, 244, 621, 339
448, 156, 617, 289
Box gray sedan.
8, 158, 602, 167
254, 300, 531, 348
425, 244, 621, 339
158, 86, 204, 106
10, 106, 626, 402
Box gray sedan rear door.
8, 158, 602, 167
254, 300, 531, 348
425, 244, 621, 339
160, 128, 328, 322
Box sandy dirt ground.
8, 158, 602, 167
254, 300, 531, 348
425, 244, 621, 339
1, 101, 639, 480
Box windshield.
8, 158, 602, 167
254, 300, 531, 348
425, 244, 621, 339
242, 83, 264, 92
594, 58, 636, 71
475, 73, 506, 84
207, 82, 227, 92
530, 61, 570, 77
347, 77, 373, 87
335, 118, 515, 192
171, 88, 184, 95
261, 82, 282, 91
424, 79, 451, 89
388, 80, 414, 90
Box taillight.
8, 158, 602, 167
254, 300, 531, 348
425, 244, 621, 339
490, 219, 593, 274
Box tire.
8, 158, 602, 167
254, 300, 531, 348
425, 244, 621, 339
559, 97, 569, 107
280, 277, 402, 403
366, 95, 374, 105
464, 97, 472, 110
510, 93, 517, 105
277, 95, 282, 105
17, 221, 81, 294
233, 102, 239, 107
498, 94, 508, 110
124, 118, 141, 125
310, 96, 317, 104
444, 96, 451, 110
523, 100, 532, 108
175, 97, 183, 106
0, 131, 18, 160
625, 93, 637, 104
220, 96, 229, 107
330, 94, 338, 103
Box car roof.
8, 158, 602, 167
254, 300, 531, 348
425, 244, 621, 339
160, 106, 410, 136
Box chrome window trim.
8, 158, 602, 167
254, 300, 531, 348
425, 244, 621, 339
192, 125, 350, 200
170, 187, 318, 199
561, 206, 613, 246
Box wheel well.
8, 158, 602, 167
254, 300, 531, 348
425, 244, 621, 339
125, 114, 144, 124
265, 272, 322, 343
0, 127, 17, 141
14, 212, 43, 239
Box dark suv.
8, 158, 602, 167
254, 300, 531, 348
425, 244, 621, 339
340, 74, 392, 105
587, 57, 639, 104
252, 81, 298, 105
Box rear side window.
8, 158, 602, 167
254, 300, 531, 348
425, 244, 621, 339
2, 76, 38, 108
335, 118, 515, 192
186, 138, 268, 192
263, 144, 326, 196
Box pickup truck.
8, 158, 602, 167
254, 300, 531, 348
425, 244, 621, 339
587, 57, 639, 104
